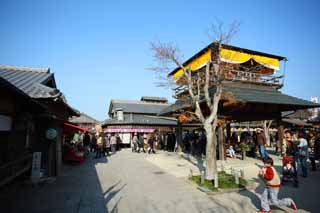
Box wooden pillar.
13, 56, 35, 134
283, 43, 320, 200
218, 125, 226, 160
176, 121, 183, 152
226, 122, 231, 143
56, 126, 63, 176
278, 123, 284, 156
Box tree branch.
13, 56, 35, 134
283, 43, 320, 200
204, 62, 212, 108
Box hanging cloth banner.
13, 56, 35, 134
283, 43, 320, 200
173, 49, 211, 80
172, 47, 280, 81
220, 48, 279, 71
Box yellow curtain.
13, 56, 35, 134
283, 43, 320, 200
220, 48, 279, 70
173, 49, 211, 80
173, 47, 280, 80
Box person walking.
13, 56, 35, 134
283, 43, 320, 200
110, 134, 117, 154
258, 157, 297, 213
90, 133, 97, 152
297, 131, 309, 178
308, 131, 317, 171
257, 128, 268, 159
148, 133, 156, 154
138, 134, 146, 153
102, 135, 108, 157
95, 134, 103, 159
132, 133, 139, 152
83, 131, 90, 154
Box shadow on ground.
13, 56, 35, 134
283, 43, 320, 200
0, 153, 125, 213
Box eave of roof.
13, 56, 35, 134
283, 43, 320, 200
159, 84, 319, 116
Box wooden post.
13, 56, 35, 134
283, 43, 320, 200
226, 122, 231, 142
176, 121, 183, 152
278, 123, 284, 156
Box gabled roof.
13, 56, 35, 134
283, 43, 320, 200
108, 99, 170, 115
0, 77, 44, 112
0, 65, 59, 99
0, 65, 79, 117
70, 113, 99, 124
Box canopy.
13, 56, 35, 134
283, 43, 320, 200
63, 123, 87, 134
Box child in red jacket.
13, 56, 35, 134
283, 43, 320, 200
258, 157, 297, 213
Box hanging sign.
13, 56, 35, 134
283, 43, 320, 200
31, 152, 42, 182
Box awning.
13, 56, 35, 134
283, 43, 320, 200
104, 128, 155, 133
63, 123, 87, 133
172, 45, 281, 80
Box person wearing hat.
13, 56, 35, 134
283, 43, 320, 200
256, 128, 268, 159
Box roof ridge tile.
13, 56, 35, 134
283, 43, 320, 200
0, 65, 49, 73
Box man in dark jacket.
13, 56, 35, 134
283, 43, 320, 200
257, 129, 268, 159
83, 131, 91, 153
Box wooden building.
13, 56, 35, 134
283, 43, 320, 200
0, 65, 78, 186
69, 112, 100, 132
159, 42, 319, 154
102, 97, 178, 145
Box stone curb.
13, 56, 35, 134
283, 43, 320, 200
185, 178, 256, 196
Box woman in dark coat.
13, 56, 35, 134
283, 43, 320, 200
148, 133, 156, 154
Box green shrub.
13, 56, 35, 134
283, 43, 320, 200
190, 171, 247, 192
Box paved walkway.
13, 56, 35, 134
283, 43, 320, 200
146, 150, 319, 213
0, 149, 258, 213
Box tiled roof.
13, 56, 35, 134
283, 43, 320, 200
109, 99, 170, 115
159, 84, 320, 116
0, 76, 44, 111
102, 114, 177, 126
0, 65, 59, 99
70, 113, 99, 124
140, 96, 168, 102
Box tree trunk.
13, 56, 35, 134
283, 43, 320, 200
218, 125, 225, 160
263, 121, 271, 146
204, 123, 217, 180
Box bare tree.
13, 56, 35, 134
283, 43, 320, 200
150, 21, 240, 181
263, 120, 273, 146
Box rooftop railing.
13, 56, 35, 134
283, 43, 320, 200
173, 70, 283, 97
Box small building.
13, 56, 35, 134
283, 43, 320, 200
69, 113, 100, 132
0, 65, 78, 185
101, 97, 177, 145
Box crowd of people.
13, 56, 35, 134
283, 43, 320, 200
63, 131, 123, 161
91, 133, 122, 159
131, 131, 177, 154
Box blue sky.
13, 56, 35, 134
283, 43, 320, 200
1, 0, 319, 121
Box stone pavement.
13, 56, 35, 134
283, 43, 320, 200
146, 150, 320, 213
1, 149, 317, 213
1, 149, 258, 213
